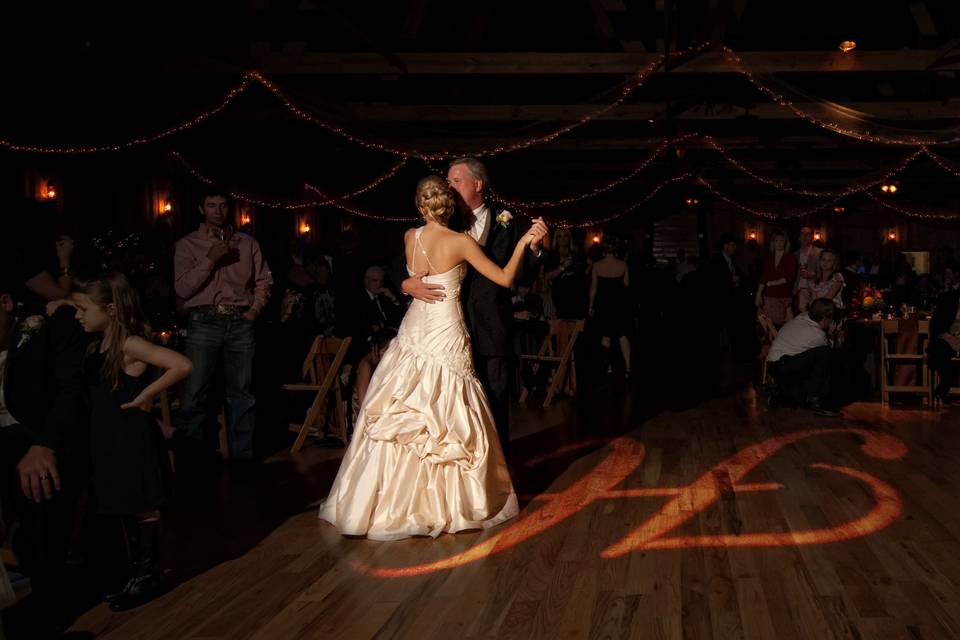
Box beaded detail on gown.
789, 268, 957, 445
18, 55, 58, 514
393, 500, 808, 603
318, 227, 518, 540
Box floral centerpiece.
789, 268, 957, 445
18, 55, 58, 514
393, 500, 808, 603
848, 285, 889, 318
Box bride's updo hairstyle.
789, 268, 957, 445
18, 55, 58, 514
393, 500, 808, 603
415, 175, 456, 225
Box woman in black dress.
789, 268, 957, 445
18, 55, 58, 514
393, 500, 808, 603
72, 273, 192, 611
589, 239, 633, 376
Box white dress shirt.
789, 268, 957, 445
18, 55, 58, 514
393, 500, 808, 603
767, 313, 828, 363
466, 203, 492, 247
0, 350, 18, 428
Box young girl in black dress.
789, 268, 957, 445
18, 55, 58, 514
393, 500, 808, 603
72, 273, 192, 611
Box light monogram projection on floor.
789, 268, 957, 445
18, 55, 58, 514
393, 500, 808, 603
356, 428, 908, 577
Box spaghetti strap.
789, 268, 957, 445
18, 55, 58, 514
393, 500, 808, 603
414, 227, 439, 275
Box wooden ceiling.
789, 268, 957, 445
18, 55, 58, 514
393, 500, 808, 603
2, 0, 959, 223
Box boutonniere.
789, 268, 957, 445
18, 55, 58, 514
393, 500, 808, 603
495, 211, 513, 229
16, 315, 45, 349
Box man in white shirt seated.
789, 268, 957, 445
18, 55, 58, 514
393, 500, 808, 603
766, 298, 840, 416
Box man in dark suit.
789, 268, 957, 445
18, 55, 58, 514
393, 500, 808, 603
402, 158, 546, 459
0, 277, 88, 633
929, 261, 960, 401
342, 265, 405, 366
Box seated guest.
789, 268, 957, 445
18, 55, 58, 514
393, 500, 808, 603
541, 228, 588, 319
800, 249, 844, 312
341, 266, 403, 366
766, 298, 840, 416
0, 275, 88, 635
352, 328, 397, 423
755, 230, 797, 327
929, 260, 960, 401
885, 269, 919, 312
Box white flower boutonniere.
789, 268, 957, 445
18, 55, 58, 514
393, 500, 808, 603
496, 211, 513, 229
16, 315, 45, 349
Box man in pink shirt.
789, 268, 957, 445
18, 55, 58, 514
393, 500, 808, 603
174, 190, 272, 461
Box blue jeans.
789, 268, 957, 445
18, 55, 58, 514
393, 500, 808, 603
176, 311, 256, 459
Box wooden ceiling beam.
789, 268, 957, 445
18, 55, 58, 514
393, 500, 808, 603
248, 49, 960, 74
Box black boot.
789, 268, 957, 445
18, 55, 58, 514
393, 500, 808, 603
108, 517, 164, 611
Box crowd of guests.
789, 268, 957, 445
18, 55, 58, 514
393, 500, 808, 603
2, 182, 959, 636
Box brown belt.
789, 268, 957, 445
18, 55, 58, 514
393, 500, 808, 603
190, 303, 250, 316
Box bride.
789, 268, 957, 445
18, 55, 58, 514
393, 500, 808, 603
319, 175, 547, 540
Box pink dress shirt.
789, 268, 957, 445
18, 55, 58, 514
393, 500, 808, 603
174, 224, 273, 314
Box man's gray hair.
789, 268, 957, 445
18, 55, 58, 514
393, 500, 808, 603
365, 265, 385, 279
449, 157, 489, 189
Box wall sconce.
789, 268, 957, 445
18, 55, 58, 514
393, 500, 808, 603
38, 179, 58, 201
838, 40, 857, 53
813, 231, 822, 242
685, 197, 699, 206
299, 222, 311, 235
880, 183, 898, 194
241, 214, 252, 226
592, 234, 601, 244
887, 231, 897, 241
747, 231, 757, 241
833, 206, 845, 214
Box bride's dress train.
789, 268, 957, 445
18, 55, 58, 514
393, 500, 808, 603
318, 228, 518, 540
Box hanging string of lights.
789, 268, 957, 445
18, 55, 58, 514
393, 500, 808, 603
0, 73, 259, 154
491, 138, 682, 209
720, 47, 960, 147
923, 149, 960, 178
171, 151, 418, 221
250, 56, 668, 160
0, 44, 712, 157
864, 192, 960, 220
507, 173, 692, 229
702, 136, 928, 197
299, 156, 409, 204
694, 177, 848, 220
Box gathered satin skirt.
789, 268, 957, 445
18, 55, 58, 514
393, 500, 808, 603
318, 332, 518, 541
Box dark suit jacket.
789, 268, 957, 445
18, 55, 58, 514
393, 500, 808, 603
931, 288, 960, 340
4, 306, 88, 453
456, 203, 541, 357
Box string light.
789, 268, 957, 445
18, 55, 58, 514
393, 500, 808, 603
0, 44, 708, 158
721, 47, 960, 146
491, 138, 682, 208
703, 136, 926, 197
925, 149, 960, 177
301, 156, 410, 204
0, 73, 259, 154
533, 174, 692, 229
695, 177, 846, 220
172, 151, 419, 222
865, 192, 960, 220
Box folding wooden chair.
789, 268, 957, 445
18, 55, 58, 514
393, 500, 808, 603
757, 313, 779, 385
283, 335, 352, 453
881, 319, 931, 404
519, 319, 584, 408
931, 353, 960, 405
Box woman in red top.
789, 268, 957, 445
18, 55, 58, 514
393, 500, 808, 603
755, 230, 798, 326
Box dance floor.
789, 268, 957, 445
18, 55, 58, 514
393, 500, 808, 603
68, 386, 960, 639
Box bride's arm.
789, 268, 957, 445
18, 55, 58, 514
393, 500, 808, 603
459, 233, 533, 288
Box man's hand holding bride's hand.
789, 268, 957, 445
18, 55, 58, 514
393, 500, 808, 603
526, 218, 549, 251
402, 272, 446, 304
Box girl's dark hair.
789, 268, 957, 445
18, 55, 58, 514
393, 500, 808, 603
73, 273, 150, 390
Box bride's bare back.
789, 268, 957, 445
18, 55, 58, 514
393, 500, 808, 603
405, 223, 532, 288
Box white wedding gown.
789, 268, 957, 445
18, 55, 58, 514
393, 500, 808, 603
318, 227, 518, 540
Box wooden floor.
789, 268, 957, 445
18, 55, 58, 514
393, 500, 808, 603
67, 386, 960, 639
